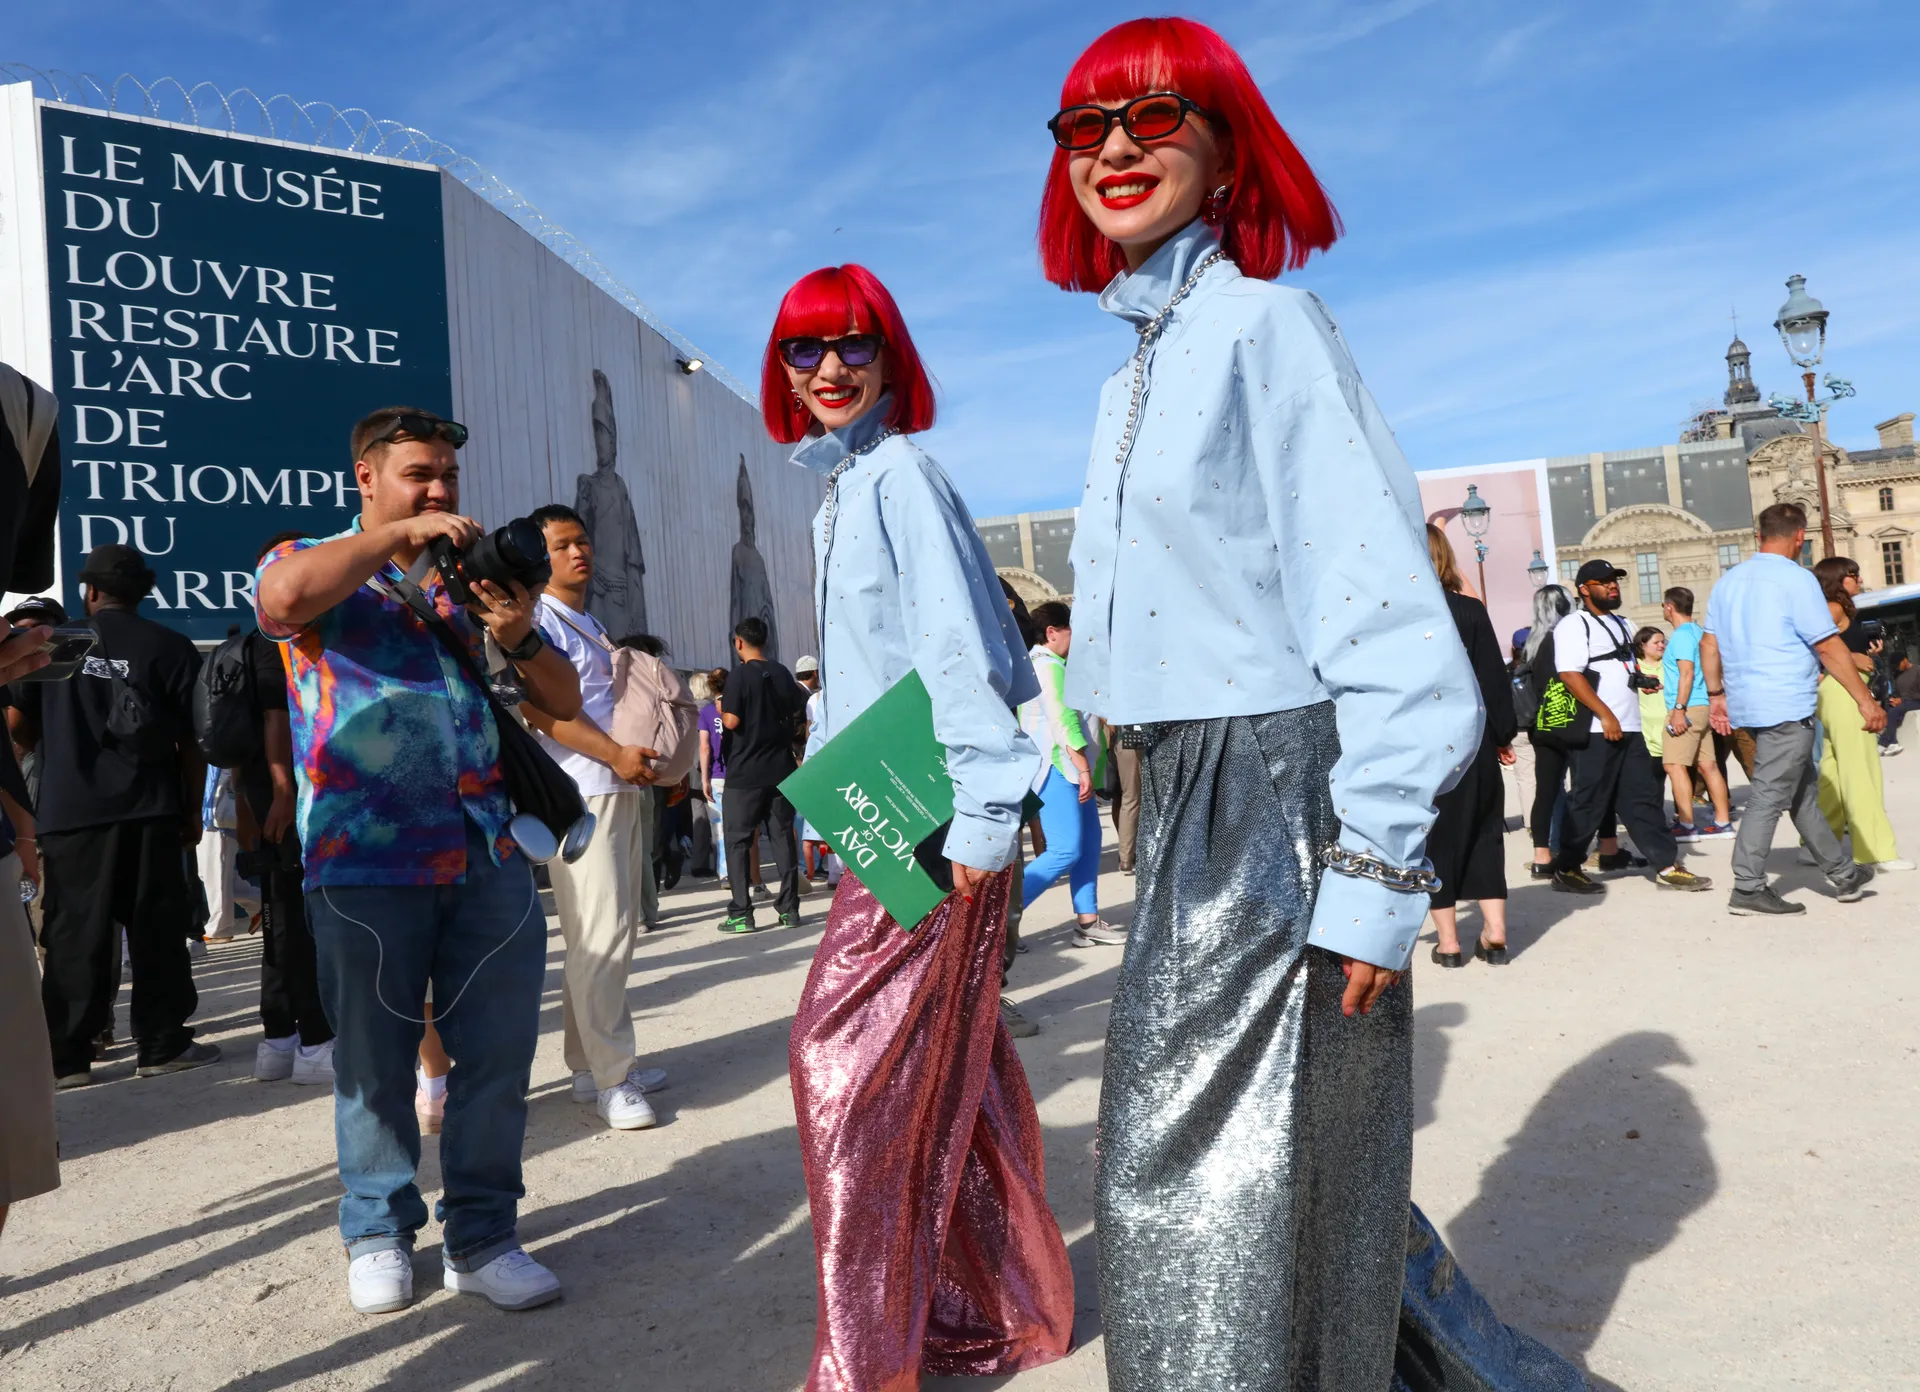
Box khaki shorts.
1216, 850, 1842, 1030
1661, 707, 1712, 767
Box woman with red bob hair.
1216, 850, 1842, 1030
766, 264, 1073, 1389
1043, 18, 1584, 1392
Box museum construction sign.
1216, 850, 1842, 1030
0, 74, 822, 665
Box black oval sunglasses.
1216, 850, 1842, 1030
1048, 92, 1215, 152
778, 334, 884, 371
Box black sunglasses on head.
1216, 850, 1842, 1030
371, 411, 469, 449
1048, 92, 1216, 152
778, 334, 884, 371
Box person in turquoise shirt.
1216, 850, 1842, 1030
1018, 601, 1124, 948
1659, 586, 1733, 838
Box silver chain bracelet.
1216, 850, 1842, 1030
1320, 843, 1442, 895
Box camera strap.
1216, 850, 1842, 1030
368, 569, 524, 706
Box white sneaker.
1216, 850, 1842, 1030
291, 1041, 336, 1085
574, 1064, 668, 1101
348, 1248, 414, 1314
444, 1247, 560, 1310
1869, 858, 1915, 871
625, 1061, 668, 1094
1881, 743, 1903, 756
596, 1081, 657, 1130
253, 1041, 295, 1082
187, 937, 208, 960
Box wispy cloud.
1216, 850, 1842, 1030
10, 0, 1917, 514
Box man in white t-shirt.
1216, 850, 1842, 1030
1548, 559, 1711, 896
523, 506, 668, 1132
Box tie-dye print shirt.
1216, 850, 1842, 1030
257, 521, 514, 888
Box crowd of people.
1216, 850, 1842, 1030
0, 14, 1910, 1392
1495, 503, 1908, 926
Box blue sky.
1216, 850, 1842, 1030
11, 0, 1919, 517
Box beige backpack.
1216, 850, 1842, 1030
548, 608, 701, 784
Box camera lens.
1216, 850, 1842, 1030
457, 518, 553, 593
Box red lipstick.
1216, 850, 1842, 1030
1096, 172, 1159, 210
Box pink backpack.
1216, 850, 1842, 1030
549, 610, 701, 784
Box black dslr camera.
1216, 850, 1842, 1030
1627, 668, 1661, 694
426, 517, 552, 606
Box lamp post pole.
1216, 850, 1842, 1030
1804, 367, 1836, 561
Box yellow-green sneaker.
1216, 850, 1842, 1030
1656, 867, 1712, 892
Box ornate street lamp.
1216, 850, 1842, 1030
1768, 274, 1855, 559
1527, 549, 1550, 589
1460, 484, 1491, 601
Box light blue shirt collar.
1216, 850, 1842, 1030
790, 393, 899, 475
1096, 220, 1225, 328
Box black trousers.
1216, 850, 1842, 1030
240, 774, 330, 1048
1552, 732, 1677, 874
259, 865, 331, 1046
39, 816, 198, 1075
1527, 734, 1619, 850
1428, 745, 1508, 908
723, 783, 799, 917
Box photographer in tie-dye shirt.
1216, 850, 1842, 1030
255, 406, 580, 1316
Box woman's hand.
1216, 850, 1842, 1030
1071, 750, 1093, 803
1497, 745, 1516, 766
1339, 958, 1401, 1017
952, 861, 986, 903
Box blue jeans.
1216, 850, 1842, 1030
1022, 766, 1101, 916
309, 821, 545, 1269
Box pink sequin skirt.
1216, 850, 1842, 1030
789, 868, 1074, 1391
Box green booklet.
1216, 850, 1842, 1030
781, 670, 1040, 931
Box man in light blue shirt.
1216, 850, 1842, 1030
1703, 502, 1885, 914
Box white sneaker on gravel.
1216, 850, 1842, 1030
291, 1041, 336, 1085
348, 1248, 414, 1314
444, 1248, 560, 1310
253, 1041, 295, 1082
597, 1082, 657, 1130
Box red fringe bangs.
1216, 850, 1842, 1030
760, 265, 937, 444
1037, 17, 1342, 292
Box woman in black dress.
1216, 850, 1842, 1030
1425, 525, 1518, 966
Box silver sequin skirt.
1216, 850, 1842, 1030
1098, 703, 1413, 1391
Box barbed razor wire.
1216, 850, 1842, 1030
1, 64, 755, 403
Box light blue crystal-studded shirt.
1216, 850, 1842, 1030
794, 402, 1042, 872
1067, 221, 1482, 971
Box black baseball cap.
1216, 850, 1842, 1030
77, 543, 158, 589
1574, 559, 1628, 586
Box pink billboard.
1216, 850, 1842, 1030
1415, 460, 1556, 657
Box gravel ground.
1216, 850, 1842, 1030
2, 758, 1915, 1390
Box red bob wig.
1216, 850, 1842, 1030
1038, 17, 1342, 292
760, 265, 937, 444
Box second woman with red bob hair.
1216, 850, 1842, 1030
763, 264, 1073, 1390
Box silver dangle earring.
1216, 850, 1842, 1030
1201, 183, 1232, 226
